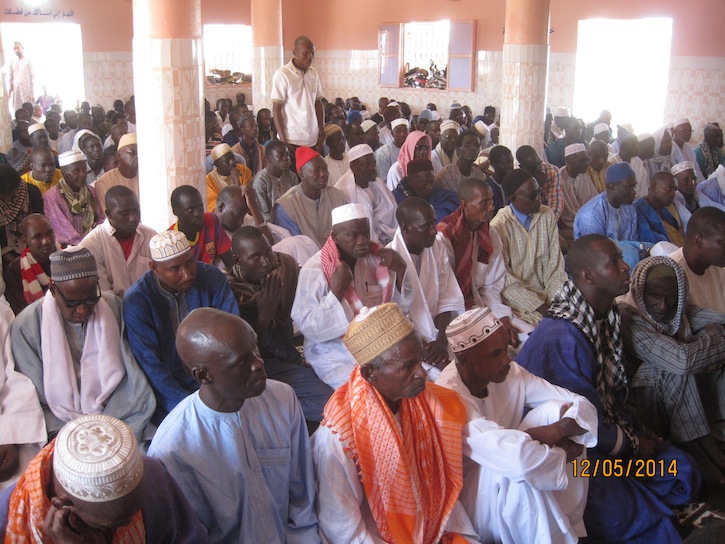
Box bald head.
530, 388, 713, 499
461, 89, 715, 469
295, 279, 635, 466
177, 308, 254, 370
176, 308, 266, 409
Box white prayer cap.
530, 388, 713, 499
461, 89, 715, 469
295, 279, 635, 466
671, 161, 695, 176
348, 144, 374, 163
211, 143, 232, 161
446, 307, 504, 353
118, 132, 137, 151
593, 123, 609, 136
554, 106, 570, 118
58, 150, 86, 167
637, 132, 653, 142
361, 120, 377, 133
28, 122, 46, 136
149, 231, 191, 262
473, 120, 489, 138
565, 143, 587, 157
53, 415, 144, 503
673, 118, 690, 129
388, 101, 400, 108
440, 120, 460, 134
450, 102, 462, 109
360, 110, 371, 120
72, 129, 98, 152
331, 203, 368, 226
430, 111, 441, 121
391, 118, 409, 130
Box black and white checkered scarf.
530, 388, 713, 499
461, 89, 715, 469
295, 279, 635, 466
548, 280, 639, 455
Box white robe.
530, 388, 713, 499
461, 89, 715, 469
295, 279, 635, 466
333, 170, 398, 245
324, 153, 349, 187
0, 302, 46, 491
291, 250, 413, 389
387, 229, 464, 343
386, 161, 403, 192
673, 189, 725, 230
436, 362, 599, 544
312, 417, 480, 543
78, 220, 157, 297
631, 157, 650, 199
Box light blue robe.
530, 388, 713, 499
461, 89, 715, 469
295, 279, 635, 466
148, 381, 320, 544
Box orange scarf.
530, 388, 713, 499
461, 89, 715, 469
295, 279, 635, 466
5, 441, 146, 544
323, 366, 468, 544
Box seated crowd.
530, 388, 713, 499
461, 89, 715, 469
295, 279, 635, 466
0, 35, 724, 544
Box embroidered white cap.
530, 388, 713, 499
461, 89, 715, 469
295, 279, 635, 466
53, 415, 144, 503
446, 307, 504, 353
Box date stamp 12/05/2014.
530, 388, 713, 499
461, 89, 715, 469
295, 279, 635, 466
571, 458, 678, 478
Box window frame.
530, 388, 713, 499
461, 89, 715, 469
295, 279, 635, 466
378, 20, 476, 92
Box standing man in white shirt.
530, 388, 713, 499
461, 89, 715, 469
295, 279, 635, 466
272, 36, 325, 171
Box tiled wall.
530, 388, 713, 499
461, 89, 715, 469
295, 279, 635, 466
312, 49, 724, 141
83, 52, 134, 109
81, 48, 725, 141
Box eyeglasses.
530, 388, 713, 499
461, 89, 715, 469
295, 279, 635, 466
53, 281, 102, 308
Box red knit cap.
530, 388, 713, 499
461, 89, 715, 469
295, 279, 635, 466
296, 146, 320, 174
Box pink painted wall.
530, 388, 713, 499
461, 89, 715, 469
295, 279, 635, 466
0, 0, 251, 51
291, 0, 724, 57
0, 0, 133, 51
1, 0, 721, 56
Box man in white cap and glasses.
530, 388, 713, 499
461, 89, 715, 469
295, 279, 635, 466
671, 118, 705, 183
123, 231, 239, 422
0, 414, 208, 542
94, 133, 141, 209
332, 143, 398, 244
374, 117, 408, 181
43, 150, 105, 247
558, 143, 598, 244
436, 307, 598, 544
149, 308, 321, 543
10, 247, 156, 442
205, 142, 253, 212
312, 302, 479, 543
292, 203, 411, 389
